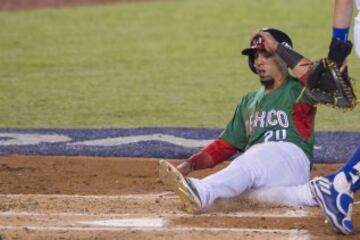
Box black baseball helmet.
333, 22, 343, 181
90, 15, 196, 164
242, 28, 293, 73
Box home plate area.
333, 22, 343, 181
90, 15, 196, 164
0, 156, 360, 239
0, 192, 313, 240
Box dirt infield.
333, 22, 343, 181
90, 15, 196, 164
0, 155, 359, 240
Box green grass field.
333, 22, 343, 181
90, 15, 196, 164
0, 0, 359, 130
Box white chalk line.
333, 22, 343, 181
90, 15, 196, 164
79, 218, 166, 227
0, 192, 175, 200
0, 192, 317, 219
0, 193, 312, 239
1, 192, 359, 206
0, 225, 309, 235
0, 209, 307, 218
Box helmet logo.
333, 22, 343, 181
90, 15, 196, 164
281, 42, 292, 49
251, 36, 265, 49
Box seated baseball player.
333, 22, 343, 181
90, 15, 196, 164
159, 28, 359, 235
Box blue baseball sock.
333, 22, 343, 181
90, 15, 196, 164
332, 27, 350, 42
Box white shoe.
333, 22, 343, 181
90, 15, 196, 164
158, 160, 202, 213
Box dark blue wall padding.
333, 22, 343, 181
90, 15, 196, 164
0, 128, 358, 163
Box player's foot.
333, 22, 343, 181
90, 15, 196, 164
309, 176, 354, 234
158, 160, 202, 214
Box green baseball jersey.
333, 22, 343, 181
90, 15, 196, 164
220, 76, 317, 162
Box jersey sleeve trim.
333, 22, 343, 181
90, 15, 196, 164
187, 138, 238, 170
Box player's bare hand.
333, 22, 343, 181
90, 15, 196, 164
252, 30, 279, 54
177, 161, 192, 176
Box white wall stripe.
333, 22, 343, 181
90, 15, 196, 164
68, 134, 212, 148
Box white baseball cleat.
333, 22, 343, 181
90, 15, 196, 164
158, 159, 202, 214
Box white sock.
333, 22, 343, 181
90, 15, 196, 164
243, 183, 317, 207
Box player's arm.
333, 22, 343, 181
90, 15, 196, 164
177, 138, 238, 176
355, 10, 360, 57
254, 31, 312, 84
333, 0, 353, 34
328, 0, 355, 64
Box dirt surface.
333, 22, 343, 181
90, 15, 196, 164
0, 156, 222, 195
0, 0, 156, 11
0, 155, 359, 240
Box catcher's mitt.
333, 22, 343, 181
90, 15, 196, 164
306, 38, 357, 109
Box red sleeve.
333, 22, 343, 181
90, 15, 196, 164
187, 138, 238, 170
292, 103, 316, 140
296, 62, 313, 85
298, 71, 309, 85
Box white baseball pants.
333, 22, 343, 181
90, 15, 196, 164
189, 141, 317, 208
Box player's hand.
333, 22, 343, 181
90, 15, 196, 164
252, 30, 279, 54
177, 161, 192, 176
